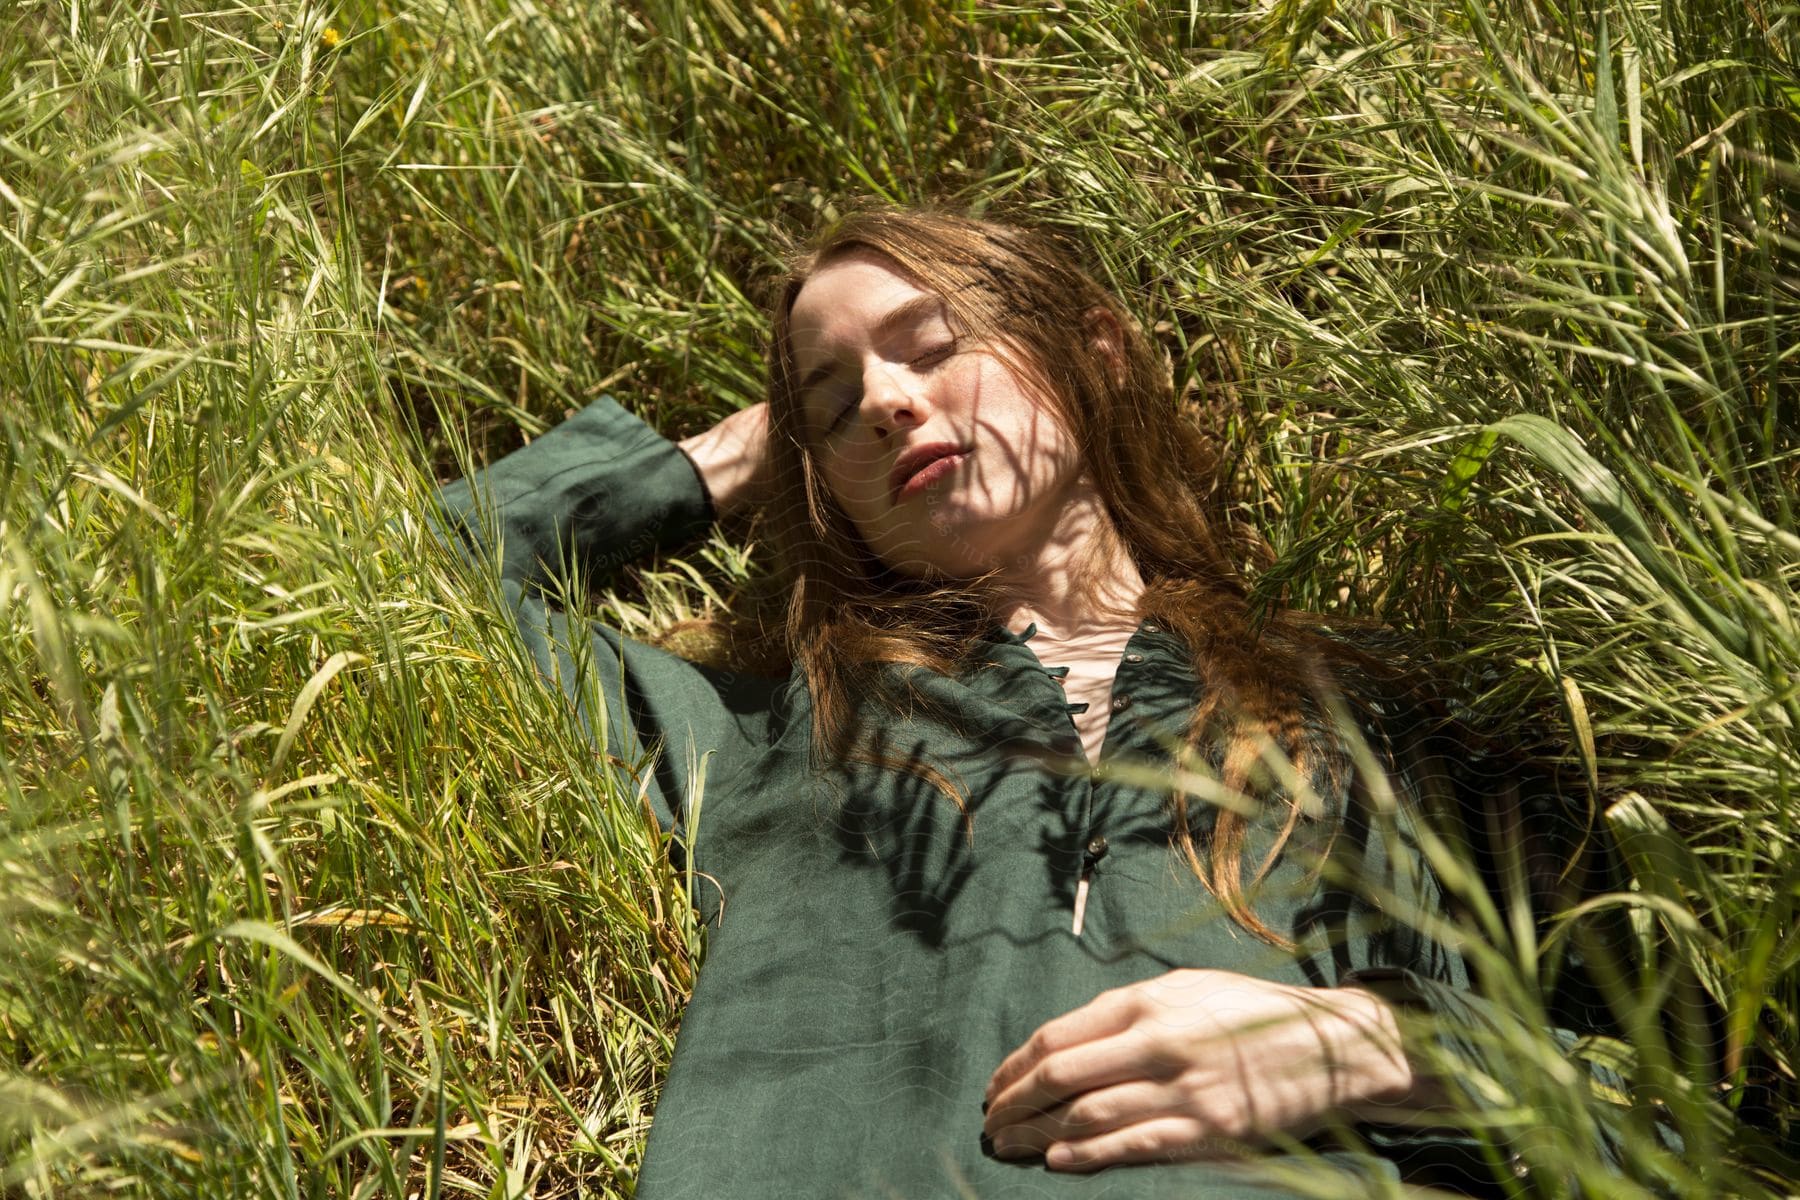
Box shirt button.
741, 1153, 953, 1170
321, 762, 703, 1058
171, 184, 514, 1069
1142, 622, 1162, 633
1085, 835, 1109, 861
1111, 694, 1132, 712
1124, 652, 1144, 664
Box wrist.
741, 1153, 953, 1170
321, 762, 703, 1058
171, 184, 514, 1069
676, 429, 745, 519
1332, 986, 1429, 1123
676, 408, 769, 520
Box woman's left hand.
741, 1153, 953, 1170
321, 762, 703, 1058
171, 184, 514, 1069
982, 968, 1417, 1172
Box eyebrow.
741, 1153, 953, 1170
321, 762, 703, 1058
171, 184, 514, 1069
795, 294, 950, 413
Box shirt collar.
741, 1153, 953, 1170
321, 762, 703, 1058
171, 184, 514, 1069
981, 617, 1174, 647
983, 620, 1039, 646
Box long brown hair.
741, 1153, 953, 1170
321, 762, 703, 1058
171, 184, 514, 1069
675, 205, 1413, 947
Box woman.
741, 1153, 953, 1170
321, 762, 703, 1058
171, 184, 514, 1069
434, 209, 1617, 1197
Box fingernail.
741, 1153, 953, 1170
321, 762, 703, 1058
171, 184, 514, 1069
980, 1098, 989, 1115
979, 1131, 996, 1158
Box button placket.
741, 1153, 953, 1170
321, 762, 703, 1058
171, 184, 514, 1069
1024, 621, 1169, 940
1072, 813, 1103, 938
1044, 665, 1076, 713
1046, 647, 1097, 936
1042, 665, 1088, 714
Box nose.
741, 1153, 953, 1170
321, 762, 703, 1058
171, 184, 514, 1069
860, 359, 928, 435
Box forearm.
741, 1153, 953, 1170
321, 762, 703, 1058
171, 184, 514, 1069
434, 397, 715, 591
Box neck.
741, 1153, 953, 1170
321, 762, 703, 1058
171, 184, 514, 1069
982, 477, 1147, 645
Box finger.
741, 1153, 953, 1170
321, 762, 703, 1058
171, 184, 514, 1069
1044, 1117, 1255, 1173
984, 1028, 1164, 1136
988, 1079, 1176, 1159
985, 987, 1142, 1105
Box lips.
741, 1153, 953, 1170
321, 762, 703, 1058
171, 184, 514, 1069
889, 441, 967, 502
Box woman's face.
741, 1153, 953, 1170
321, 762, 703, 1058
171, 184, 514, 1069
787, 249, 1087, 580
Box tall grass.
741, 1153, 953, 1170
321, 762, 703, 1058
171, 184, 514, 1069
2, 0, 1794, 1195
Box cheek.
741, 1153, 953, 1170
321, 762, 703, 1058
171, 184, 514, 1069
824, 447, 889, 503
1045, 425, 1086, 482
819, 457, 888, 533
1014, 398, 1084, 482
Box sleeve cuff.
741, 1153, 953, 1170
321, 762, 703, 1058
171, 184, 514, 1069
1338, 967, 1531, 1189
1338, 967, 1684, 1181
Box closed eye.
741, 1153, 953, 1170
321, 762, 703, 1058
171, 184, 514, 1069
824, 386, 859, 435
910, 340, 956, 367
823, 341, 958, 435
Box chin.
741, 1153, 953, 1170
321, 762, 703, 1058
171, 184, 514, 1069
876, 555, 974, 583
883, 548, 1009, 584
867, 506, 1022, 580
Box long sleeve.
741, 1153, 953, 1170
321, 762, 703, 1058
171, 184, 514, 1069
1313, 713, 1685, 1194
429, 397, 776, 833
433, 396, 717, 597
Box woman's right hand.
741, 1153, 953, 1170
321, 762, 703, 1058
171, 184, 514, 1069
677, 401, 773, 520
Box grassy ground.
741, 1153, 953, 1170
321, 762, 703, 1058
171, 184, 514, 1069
2, 0, 1795, 1195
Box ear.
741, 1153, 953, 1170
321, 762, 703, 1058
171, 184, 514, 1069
1086, 305, 1126, 387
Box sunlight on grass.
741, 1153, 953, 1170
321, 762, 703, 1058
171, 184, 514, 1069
2, 0, 1794, 1194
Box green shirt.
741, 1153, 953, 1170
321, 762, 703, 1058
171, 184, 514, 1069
434, 398, 1631, 1199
